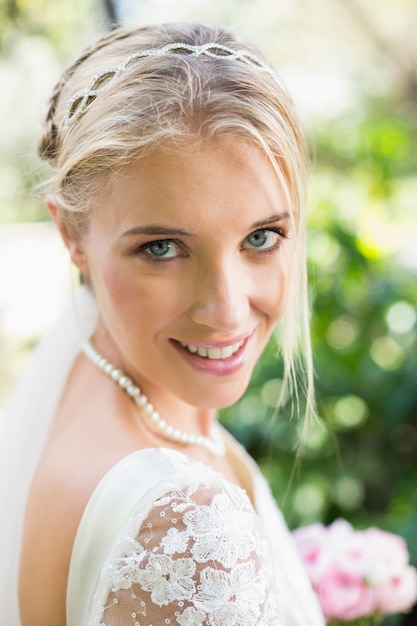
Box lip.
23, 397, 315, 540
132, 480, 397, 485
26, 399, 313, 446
170, 331, 254, 377
177, 330, 253, 349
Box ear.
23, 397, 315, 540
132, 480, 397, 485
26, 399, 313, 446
46, 195, 91, 275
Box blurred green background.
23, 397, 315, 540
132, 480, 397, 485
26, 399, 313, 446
0, 1, 416, 624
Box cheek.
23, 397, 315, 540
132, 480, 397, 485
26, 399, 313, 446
94, 260, 128, 305
91, 259, 181, 332
257, 259, 291, 321
263, 291, 286, 325
87, 254, 144, 329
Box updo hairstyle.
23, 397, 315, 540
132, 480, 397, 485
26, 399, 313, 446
38, 22, 314, 419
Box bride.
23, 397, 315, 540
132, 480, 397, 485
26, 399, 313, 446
0, 23, 324, 626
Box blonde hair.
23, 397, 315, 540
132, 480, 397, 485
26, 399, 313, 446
39, 22, 314, 420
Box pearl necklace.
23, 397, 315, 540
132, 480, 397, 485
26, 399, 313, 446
82, 341, 226, 457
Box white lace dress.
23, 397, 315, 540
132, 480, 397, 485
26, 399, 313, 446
67, 448, 324, 626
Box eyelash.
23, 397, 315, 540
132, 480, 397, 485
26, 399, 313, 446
135, 227, 288, 262
242, 227, 288, 253
140, 239, 184, 260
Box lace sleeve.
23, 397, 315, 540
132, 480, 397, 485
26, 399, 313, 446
98, 483, 281, 626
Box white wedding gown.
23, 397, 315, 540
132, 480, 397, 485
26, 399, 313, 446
0, 287, 324, 626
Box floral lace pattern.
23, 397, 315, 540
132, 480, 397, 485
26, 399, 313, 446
99, 482, 280, 625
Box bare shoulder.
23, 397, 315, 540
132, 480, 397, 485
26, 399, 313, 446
18, 357, 146, 626
18, 438, 96, 625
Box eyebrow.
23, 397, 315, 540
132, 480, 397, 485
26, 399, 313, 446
122, 225, 194, 237
251, 213, 290, 229
121, 213, 290, 238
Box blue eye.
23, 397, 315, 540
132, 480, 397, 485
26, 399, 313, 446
142, 239, 181, 258
243, 228, 282, 251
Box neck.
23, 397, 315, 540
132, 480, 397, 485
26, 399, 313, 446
92, 324, 218, 434
194, 408, 218, 439
83, 334, 225, 456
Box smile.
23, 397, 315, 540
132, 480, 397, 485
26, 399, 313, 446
180, 340, 244, 360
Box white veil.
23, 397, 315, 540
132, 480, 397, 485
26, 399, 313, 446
0, 285, 98, 624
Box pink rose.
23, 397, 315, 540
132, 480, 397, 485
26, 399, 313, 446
293, 520, 417, 621
326, 519, 354, 540
292, 522, 327, 551
292, 523, 328, 584
365, 527, 409, 570
329, 530, 371, 578
316, 566, 376, 621
374, 565, 417, 614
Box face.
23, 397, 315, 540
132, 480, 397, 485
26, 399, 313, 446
73, 137, 294, 414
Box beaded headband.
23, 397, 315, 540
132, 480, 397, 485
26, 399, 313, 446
63, 42, 280, 126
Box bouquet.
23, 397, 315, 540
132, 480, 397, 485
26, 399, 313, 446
293, 519, 417, 625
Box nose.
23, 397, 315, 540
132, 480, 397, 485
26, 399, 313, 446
189, 258, 250, 331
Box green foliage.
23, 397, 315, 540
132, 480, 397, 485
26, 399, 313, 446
0, 0, 102, 224
0, 0, 100, 56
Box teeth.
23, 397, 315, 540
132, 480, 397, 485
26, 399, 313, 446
221, 345, 234, 358
180, 340, 244, 360
207, 347, 221, 359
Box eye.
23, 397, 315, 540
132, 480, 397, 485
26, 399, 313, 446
141, 239, 182, 259
242, 228, 284, 251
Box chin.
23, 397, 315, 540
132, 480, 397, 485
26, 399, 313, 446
184, 380, 252, 411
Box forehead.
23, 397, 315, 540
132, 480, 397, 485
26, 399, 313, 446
92, 136, 289, 227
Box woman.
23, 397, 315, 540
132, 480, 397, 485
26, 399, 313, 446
0, 23, 324, 625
